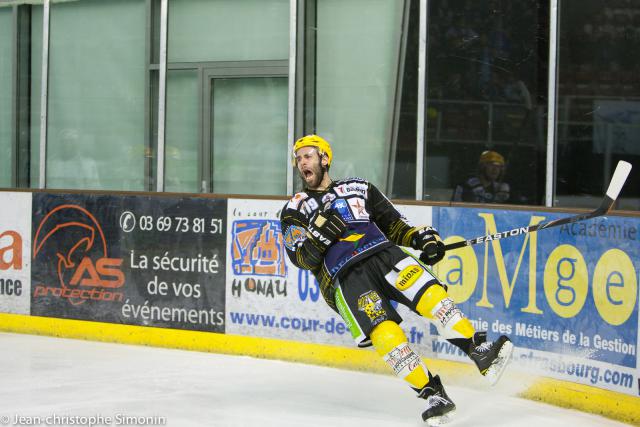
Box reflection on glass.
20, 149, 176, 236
424, 0, 547, 205
452, 149, 510, 203
47, 128, 101, 189
557, 1, 640, 210
315, 0, 404, 194
46, 0, 146, 191
211, 77, 287, 195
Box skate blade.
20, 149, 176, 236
484, 340, 514, 386
425, 409, 456, 426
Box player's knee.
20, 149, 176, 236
370, 320, 407, 356
416, 284, 449, 318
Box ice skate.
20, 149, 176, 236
417, 375, 456, 425
469, 333, 514, 386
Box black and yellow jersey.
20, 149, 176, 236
279, 178, 420, 311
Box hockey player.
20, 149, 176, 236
280, 135, 514, 425
452, 150, 510, 203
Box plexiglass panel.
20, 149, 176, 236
556, 0, 640, 210
211, 77, 288, 195
46, 0, 146, 190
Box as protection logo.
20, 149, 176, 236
32, 204, 125, 305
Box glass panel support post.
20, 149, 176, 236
156, 0, 168, 192
415, 0, 427, 200
287, 0, 297, 196
545, 0, 559, 207
38, 0, 50, 189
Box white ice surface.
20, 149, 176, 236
0, 332, 629, 427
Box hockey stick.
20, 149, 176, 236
444, 160, 632, 251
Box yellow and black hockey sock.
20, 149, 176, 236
370, 320, 431, 389
416, 284, 477, 353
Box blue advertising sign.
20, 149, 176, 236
433, 206, 638, 394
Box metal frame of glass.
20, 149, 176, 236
38, 0, 49, 189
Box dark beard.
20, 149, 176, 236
298, 160, 326, 189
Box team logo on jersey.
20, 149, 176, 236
339, 232, 365, 252
283, 225, 306, 251
334, 183, 368, 197
331, 199, 355, 222
395, 265, 423, 291
339, 233, 364, 243
358, 291, 386, 326
347, 198, 369, 220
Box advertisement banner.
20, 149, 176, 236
225, 199, 354, 346
23, 190, 640, 396
433, 206, 639, 395
0, 192, 32, 315
224, 200, 436, 350
31, 193, 226, 332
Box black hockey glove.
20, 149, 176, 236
306, 209, 347, 253
412, 226, 445, 265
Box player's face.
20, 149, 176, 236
482, 162, 503, 182
295, 146, 326, 189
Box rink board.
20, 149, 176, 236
0, 190, 638, 424
29, 193, 227, 332
430, 206, 639, 395
0, 192, 31, 314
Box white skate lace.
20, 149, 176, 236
427, 395, 451, 408
475, 342, 492, 353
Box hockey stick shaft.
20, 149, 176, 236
444, 160, 632, 251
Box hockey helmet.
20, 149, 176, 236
479, 150, 505, 165
292, 134, 333, 167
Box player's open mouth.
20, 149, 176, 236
303, 170, 313, 179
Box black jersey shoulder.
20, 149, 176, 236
283, 191, 310, 212
334, 177, 369, 185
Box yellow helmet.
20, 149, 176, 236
479, 150, 505, 165
292, 134, 333, 167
